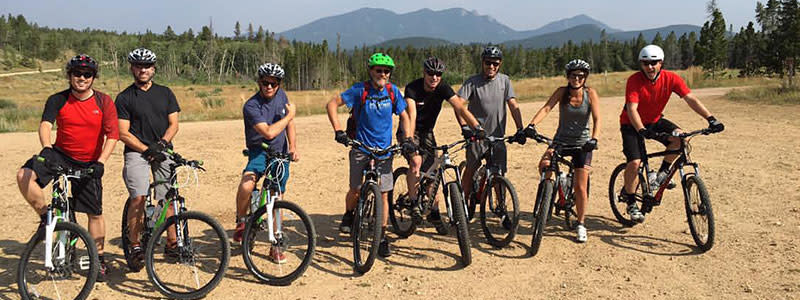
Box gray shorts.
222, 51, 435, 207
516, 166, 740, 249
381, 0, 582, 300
123, 152, 174, 200
466, 140, 508, 174
349, 149, 393, 192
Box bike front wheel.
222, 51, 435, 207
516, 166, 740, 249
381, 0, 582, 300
480, 175, 520, 248
352, 183, 384, 274
389, 167, 416, 238
145, 211, 230, 299
609, 163, 645, 227
447, 182, 471, 267
242, 200, 316, 286
683, 175, 715, 252
18, 222, 99, 300
530, 179, 554, 256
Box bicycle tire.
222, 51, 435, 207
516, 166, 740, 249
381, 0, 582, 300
530, 180, 553, 257
145, 211, 230, 299
389, 167, 416, 238
608, 163, 644, 227
18, 222, 99, 300
683, 175, 715, 252
242, 200, 316, 285
352, 183, 384, 274
479, 175, 520, 248
448, 182, 472, 267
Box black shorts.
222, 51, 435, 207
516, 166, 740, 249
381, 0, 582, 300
620, 117, 680, 162
548, 146, 593, 169
397, 130, 437, 171
21, 148, 103, 215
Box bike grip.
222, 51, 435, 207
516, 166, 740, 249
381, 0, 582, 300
166, 148, 175, 155
36, 156, 46, 163
261, 142, 270, 150
197, 160, 204, 166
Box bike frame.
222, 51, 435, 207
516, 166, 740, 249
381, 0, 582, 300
44, 171, 89, 270
472, 136, 510, 207
255, 156, 291, 245
637, 131, 702, 203
416, 139, 466, 223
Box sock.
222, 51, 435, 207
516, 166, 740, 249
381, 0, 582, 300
658, 160, 671, 174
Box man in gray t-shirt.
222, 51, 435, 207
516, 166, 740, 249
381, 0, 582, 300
458, 46, 526, 219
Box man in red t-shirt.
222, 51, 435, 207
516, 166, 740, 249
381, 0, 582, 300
619, 45, 724, 223
16, 54, 119, 282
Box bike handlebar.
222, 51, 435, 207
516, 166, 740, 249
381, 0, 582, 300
165, 149, 205, 171
348, 139, 402, 157
35, 156, 94, 178
241, 143, 295, 161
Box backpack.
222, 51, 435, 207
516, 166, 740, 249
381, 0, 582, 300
345, 81, 396, 139
52, 88, 108, 114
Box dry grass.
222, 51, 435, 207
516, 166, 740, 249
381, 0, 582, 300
0, 68, 779, 132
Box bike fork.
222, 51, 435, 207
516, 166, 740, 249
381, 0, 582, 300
172, 200, 185, 248
266, 193, 281, 244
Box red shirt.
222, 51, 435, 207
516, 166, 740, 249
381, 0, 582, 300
620, 70, 691, 125
51, 92, 119, 162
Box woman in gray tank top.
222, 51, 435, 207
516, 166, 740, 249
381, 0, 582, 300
520, 59, 601, 243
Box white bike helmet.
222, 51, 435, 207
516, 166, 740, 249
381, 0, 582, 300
639, 45, 664, 61
127, 48, 157, 64
257, 63, 285, 79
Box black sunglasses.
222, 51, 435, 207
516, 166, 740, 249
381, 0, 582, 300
260, 80, 280, 88
641, 60, 662, 66
373, 68, 392, 75
568, 73, 586, 80
70, 71, 95, 79
132, 63, 154, 69
483, 61, 500, 67
426, 71, 443, 77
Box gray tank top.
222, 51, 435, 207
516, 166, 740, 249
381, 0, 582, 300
553, 88, 591, 146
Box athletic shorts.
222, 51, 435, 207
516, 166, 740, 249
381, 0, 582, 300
397, 129, 437, 171
466, 139, 508, 174
620, 117, 680, 162
123, 151, 174, 200
21, 148, 103, 215
349, 149, 393, 192
243, 146, 290, 193
542, 146, 594, 169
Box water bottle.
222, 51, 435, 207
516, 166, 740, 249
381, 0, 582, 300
647, 171, 658, 191
145, 203, 158, 229
558, 173, 569, 191
250, 188, 261, 214
564, 173, 573, 195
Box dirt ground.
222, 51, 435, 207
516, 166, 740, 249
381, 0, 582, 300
1, 86, 798, 299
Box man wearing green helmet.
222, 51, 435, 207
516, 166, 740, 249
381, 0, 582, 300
326, 52, 414, 258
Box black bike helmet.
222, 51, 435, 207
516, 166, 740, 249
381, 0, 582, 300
66, 54, 98, 73
423, 56, 446, 73
481, 46, 503, 60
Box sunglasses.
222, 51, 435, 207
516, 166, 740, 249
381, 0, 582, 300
132, 63, 154, 69
426, 71, 443, 77
70, 71, 95, 79
373, 68, 392, 75
260, 80, 280, 88
568, 73, 586, 80
641, 60, 662, 66
484, 60, 501, 67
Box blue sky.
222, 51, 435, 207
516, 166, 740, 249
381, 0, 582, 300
2, 0, 758, 35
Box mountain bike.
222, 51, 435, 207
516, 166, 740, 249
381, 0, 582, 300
609, 128, 717, 252
241, 143, 316, 286
18, 156, 99, 300
121, 150, 230, 299
527, 133, 590, 256
459, 136, 520, 248
345, 140, 400, 274
390, 138, 472, 266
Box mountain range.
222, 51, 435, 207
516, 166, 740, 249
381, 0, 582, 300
279, 8, 637, 49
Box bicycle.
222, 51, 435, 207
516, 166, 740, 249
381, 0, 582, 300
608, 128, 717, 252
527, 133, 590, 256
344, 139, 400, 274
390, 138, 472, 266
17, 156, 99, 300
241, 143, 316, 286
459, 136, 521, 248
120, 150, 230, 299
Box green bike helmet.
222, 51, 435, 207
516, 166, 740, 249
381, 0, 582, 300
367, 53, 395, 69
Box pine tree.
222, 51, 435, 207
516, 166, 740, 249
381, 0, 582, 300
696, 3, 728, 78
234, 21, 241, 40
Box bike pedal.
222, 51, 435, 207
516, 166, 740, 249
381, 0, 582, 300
79, 255, 91, 270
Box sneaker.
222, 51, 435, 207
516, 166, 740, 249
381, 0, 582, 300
339, 210, 354, 234
426, 211, 449, 235
164, 243, 180, 259
576, 224, 587, 243
96, 258, 107, 282
127, 245, 144, 272
502, 215, 513, 231
378, 238, 391, 258
627, 203, 646, 223
411, 205, 423, 225
269, 246, 287, 264
232, 222, 246, 243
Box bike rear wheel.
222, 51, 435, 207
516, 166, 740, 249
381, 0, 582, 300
683, 175, 715, 252
18, 222, 99, 300
447, 182, 472, 267
121, 197, 147, 272
389, 167, 416, 238
530, 180, 553, 256
242, 200, 316, 286
608, 163, 645, 227
352, 183, 384, 274
145, 211, 230, 299
480, 175, 520, 248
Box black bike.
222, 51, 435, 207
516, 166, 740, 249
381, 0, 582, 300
18, 156, 99, 300
609, 128, 717, 252
346, 140, 401, 274
527, 133, 590, 256
121, 150, 230, 299
390, 138, 472, 266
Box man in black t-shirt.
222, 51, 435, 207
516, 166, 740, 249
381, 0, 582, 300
398, 57, 482, 234
116, 48, 182, 272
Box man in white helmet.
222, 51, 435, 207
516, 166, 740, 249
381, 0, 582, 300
619, 44, 725, 222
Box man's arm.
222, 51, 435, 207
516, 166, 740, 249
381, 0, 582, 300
682, 93, 713, 119
506, 98, 524, 130
405, 97, 417, 134
96, 138, 118, 164
448, 95, 480, 128
118, 119, 148, 152
38, 121, 53, 148
399, 110, 413, 139
287, 117, 298, 161
326, 95, 346, 131
626, 102, 646, 131
252, 103, 296, 140
161, 112, 179, 142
